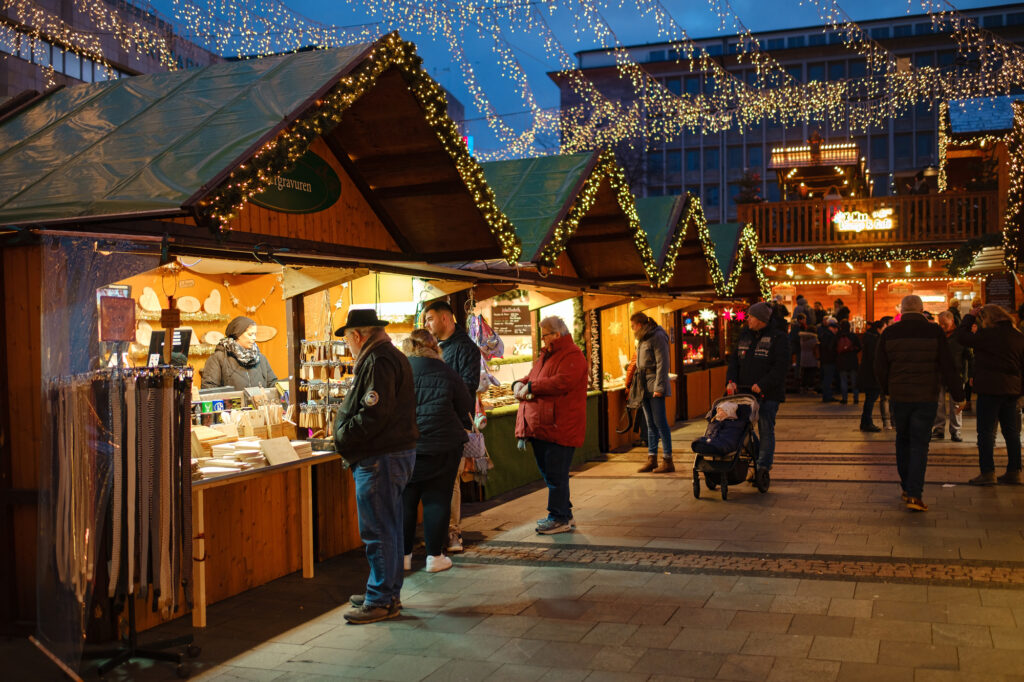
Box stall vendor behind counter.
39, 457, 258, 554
201, 315, 278, 390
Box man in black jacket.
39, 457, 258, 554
875, 296, 965, 512
334, 309, 418, 624
424, 300, 481, 400
726, 302, 789, 492
423, 299, 481, 553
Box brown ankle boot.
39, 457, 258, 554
637, 456, 657, 473
653, 459, 675, 473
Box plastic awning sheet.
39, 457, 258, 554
0, 44, 371, 227
707, 222, 744, 282
481, 152, 593, 261
635, 195, 682, 265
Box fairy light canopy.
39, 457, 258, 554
481, 149, 657, 285
0, 33, 521, 263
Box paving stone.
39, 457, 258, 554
770, 595, 832, 615
422, 659, 503, 682
989, 626, 1024, 650
957, 646, 1024, 677
877, 641, 959, 669
627, 604, 678, 625
765, 656, 841, 682
666, 606, 737, 630
715, 654, 774, 682
796, 580, 857, 599
577, 601, 643, 624
488, 638, 549, 664
836, 662, 914, 682
588, 645, 647, 672
787, 614, 855, 636
727, 611, 794, 634
525, 641, 604, 669
668, 626, 750, 654
629, 648, 722, 678
522, 618, 596, 643
489, 665, 550, 682
871, 600, 950, 623
623, 624, 682, 649
580, 622, 640, 646
931, 623, 993, 648
851, 617, 934, 645
945, 604, 1017, 627
808, 635, 880, 663
827, 598, 874, 619
740, 632, 814, 658
467, 615, 542, 638
707, 593, 776, 613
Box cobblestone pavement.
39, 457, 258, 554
9, 396, 1024, 681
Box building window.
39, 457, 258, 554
786, 65, 802, 82
728, 182, 743, 203
685, 76, 701, 95
915, 53, 934, 68
706, 184, 720, 208
1008, 12, 1024, 26
983, 14, 1005, 28
766, 38, 785, 50
914, 22, 931, 35
828, 61, 845, 80
871, 27, 890, 40
686, 185, 701, 198
894, 133, 913, 164
748, 146, 763, 169
649, 50, 666, 62
848, 60, 866, 78
705, 44, 723, 57
686, 149, 700, 172
767, 182, 780, 202
648, 187, 664, 197
916, 132, 934, 164
665, 77, 681, 95
647, 151, 663, 176
65, 52, 81, 80
871, 135, 888, 162
727, 146, 743, 170
704, 148, 720, 171
667, 149, 682, 173
787, 36, 806, 49
808, 63, 825, 82
808, 34, 826, 46
894, 24, 913, 38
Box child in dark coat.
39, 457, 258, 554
692, 401, 749, 456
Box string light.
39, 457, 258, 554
1004, 100, 1024, 271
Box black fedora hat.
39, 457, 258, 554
334, 308, 390, 336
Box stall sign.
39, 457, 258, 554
491, 305, 531, 336
251, 151, 341, 214
984, 273, 1016, 309
948, 279, 976, 295
833, 208, 895, 233
888, 281, 914, 295
826, 283, 853, 297
772, 284, 796, 298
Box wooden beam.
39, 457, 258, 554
371, 180, 468, 200
351, 150, 454, 180
323, 136, 416, 253
281, 266, 368, 299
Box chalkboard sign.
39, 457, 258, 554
985, 273, 1016, 310
491, 305, 532, 336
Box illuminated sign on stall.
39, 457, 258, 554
833, 208, 895, 233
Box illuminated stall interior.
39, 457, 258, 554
770, 133, 870, 200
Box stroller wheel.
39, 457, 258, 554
721, 481, 728, 500
704, 472, 718, 490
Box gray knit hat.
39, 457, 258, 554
747, 302, 773, 323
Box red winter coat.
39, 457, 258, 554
515, 334, 588, 448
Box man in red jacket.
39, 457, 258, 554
514, 316, 588, 535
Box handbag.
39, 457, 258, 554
461, 412, 493, 485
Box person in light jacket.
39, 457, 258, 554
514, 316, 588, 535
631, 312, 674, 474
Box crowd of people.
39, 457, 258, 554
761, 292, 1024, 511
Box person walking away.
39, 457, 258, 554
632, 312, 675, 473
933, 312, 967, 442
834, 299, 851, 322
793, 295, 814, 326
400, 330, 474, 573
813, 301, 826, 325
858, 320, 883, 432
819, 318, 839, 402
874, 295, 965, 511
836, 320, 862, 404
877, 316, 895, 429
333, 309, 418, 623
726, 302, 789, 492
514, 316, 588, 534
798, 325, 819, 394
422, 300, 480, 554
955, 304, 1024, 485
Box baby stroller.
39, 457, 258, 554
691, 394, 762, 501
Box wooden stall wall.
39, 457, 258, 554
227, 139, 401, 254
1, 245, 42, 628
114, 269, 289, 380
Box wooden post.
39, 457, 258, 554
191, 488, 206, 628
865, 269, 875, 323
300, 464, 314, 579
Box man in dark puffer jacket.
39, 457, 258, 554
875, 295, 965, 512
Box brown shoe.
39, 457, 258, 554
997, 470, 1022, 485
637, 456, 657, 473
969, 472, 997, 486
652, 459, 675, 474
905, 497, 928, 512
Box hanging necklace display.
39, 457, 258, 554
222, 274, 283, 316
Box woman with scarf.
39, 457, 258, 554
631, 312, 674, 474
201, 316, 278, 390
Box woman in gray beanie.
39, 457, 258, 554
201, 315, 278, 390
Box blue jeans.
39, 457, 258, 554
641, 395, 673, 459
531, 439, 574, 522
757, 400, 779, 471
821, 364, 836, 401
839, 370, 858, 402
975, 393, 1023, 473
892, 402, 937, 498
352, 449, 416, 607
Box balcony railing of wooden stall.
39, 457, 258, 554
736, 192, 999, 248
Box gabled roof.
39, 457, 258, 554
0, 34, 522, 263
947, 96, 1024, 136
481, 150, 657, 284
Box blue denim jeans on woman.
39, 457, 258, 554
353, 449, 416, 608
975, 393, 1023, 473
892, 402, 937, 498
641, 395, 673, 460
757, 400, 779, 470
531, 439, 575, 523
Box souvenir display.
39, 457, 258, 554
203, 289, 221, 315
139, 286, 162, 312
175, 296, 202, 313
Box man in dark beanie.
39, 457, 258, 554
333, 309, 418, 624
726, 301, 789, 492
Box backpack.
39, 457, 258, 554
837, 335, 854, 354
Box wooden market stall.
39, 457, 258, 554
0, 33, 527, 642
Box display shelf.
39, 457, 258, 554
136, 310, 230, 323
130, 343, 218, 359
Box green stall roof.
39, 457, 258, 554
480, 152, 593, 261
0, 42, 373, 227
634, 195, 683, 264
707, 222, 744, 282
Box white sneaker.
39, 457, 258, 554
403, 554, 412, 571
425, 554, 452, 573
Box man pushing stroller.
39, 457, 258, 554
725, 302, 789, 492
